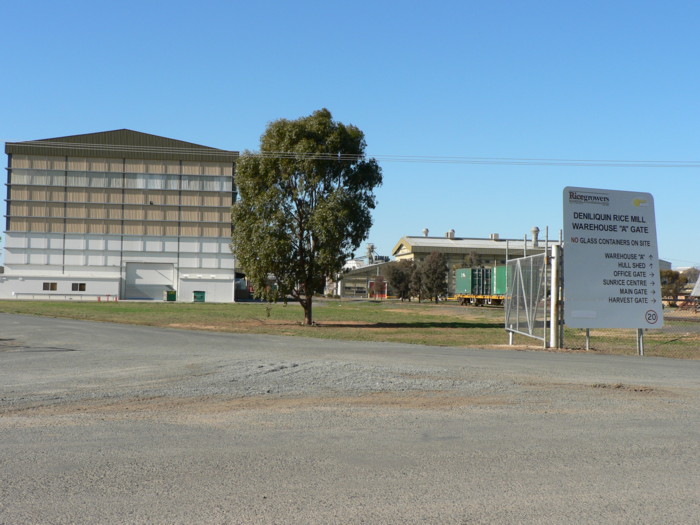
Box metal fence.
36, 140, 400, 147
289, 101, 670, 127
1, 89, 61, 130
504, 247, 699, 358
505, 253, 549, 346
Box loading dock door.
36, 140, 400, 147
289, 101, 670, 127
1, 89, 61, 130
124, 263, 174, 300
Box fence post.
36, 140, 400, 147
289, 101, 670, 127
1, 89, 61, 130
549, 244, 560, 349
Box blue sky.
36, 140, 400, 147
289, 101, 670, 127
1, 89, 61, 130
2, 1, 699, 268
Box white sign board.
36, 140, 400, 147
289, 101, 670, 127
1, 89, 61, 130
563, 187, 663, 329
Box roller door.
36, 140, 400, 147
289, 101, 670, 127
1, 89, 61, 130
124, 263, 174, 300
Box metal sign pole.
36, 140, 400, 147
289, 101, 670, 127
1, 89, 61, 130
549, 244, 560, 349
637, 329, 644, 356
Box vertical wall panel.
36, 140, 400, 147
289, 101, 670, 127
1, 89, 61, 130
107, 190, 123, 204
146, 224, 163, 236
165, 161, 180, 174
47, 203, 64, 218
201, 225, 219, 237
146, 208, 164, 221
202, 163, 222, 176
106, 222, 123, 234
88, 158, 108, 172
124, 190, 146, 204
66, 189, 88, 202
147, 192, 166, 205
30, 157, 49, 170
31, 220, 48, 232
124, 208, 145, 220
202, 210, 219, 222
30, 188, 48, 200
49, 220, 66, 233
9, 218, 30, 231
10, 187, 30, 200
50, 188, 66, 201
201, 193, 220, 207
181, 209, 199, 221
9, 202, 29, 216
88, 205, 107, 219
107, 159, 124, 173
145, 160, 165, 174
65, 220, 87, 233
181, 194, 199, 206
125, 160, 145, 173
180, 224, 200, 236
67, 158, 88, 171
87, 188, 107, 202
48, 156, 67, 170
182, 161, 202, 175
124, 223, 144, 235
87, 221, 106, 234
11, 155, 31, 169
29, 203, 48, 216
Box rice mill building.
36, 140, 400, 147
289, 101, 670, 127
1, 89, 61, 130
0, 129, 239, 302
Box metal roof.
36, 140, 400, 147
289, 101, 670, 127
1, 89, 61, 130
5, 129, 238, 163
392, 236, 554, 256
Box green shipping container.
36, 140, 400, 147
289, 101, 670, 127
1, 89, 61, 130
492, 266, 508, 295
455, 268, 472, 294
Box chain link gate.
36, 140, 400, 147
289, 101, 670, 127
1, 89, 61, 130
505, 252, 551, 347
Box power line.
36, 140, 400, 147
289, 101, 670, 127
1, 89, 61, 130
9, 140, 700, 168
248, 151, 700, 168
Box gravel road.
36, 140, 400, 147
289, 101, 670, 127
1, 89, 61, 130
1, 313, 699, 524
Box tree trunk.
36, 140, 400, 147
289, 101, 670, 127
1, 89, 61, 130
303, 296, 313, 325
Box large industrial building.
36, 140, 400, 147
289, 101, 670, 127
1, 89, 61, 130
0, 130, 239, 302
391, 228, 551, 292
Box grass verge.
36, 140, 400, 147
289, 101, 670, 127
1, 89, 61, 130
0, 299, 697, 359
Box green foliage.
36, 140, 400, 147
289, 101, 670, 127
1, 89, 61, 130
463, 251, 480, 268
386, 260, 414, 301
681, 267, 699, 284
421, 252, 449, 303
231, 109, 382, 324
410, 260, 424, 302
660, 270, 687, 299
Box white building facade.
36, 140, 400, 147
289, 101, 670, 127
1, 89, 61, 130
0, 130, 239, 302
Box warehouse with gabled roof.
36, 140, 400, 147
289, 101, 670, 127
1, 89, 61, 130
0, 129, 239, 302
392, 228, 552, 292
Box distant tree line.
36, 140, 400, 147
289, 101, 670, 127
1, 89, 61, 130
385, 252, 448, 303
661, 268, 699, 301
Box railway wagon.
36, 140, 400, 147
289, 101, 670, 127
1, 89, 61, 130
454, 266, 507, 305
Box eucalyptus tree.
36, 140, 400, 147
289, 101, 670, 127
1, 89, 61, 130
422, 252, 449, 303
231, 109, 382, 325
386, 260, 414, 301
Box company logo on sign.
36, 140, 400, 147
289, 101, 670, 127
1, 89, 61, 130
568, 191, 610, 206
633, 198, 649, 207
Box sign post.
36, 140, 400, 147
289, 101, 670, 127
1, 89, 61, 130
562, 187, 663, 335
